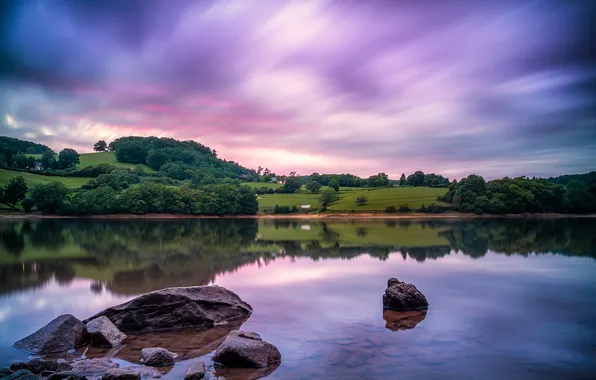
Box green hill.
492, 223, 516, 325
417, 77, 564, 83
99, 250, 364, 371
0, 169, 92, 189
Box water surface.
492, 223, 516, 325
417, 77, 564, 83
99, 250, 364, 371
0, 218, 595, 379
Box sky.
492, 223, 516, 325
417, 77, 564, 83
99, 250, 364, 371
0, 0, 595, 179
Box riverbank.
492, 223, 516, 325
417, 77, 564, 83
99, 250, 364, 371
0, 211, 595, 220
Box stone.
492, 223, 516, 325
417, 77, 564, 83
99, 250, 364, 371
212, 330, 281, 368
1, 369, 39, 380
119, 367, 162, 379
69, 358, 119, 378
141, 347, 177, 366
9, 359, 72, 374
85, 316, 127, 347
46, 372, 88, 380
383, 278, 429, 311
84, 286, 252, 333
383, 309, 427, 331
0, 368, 11, 377
102, 368, 140, 380
13, 314, 87, 354
184, 361, 206, 380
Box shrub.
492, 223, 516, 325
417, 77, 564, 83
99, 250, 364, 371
384, 205, 397, 213
398, 204, 411, 212
421, 203, 446, 213
355, 196, 368, 206
21, 198, 34, 212
474, 207, 484, 215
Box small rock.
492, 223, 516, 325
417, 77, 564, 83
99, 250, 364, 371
213, 330, 281, 368
69, 358, 118, 378
383, 278, 429, 311
10, 359, 72, 374
102, 368, 140, 380
1, 369, 40, 380
46, 372, 88, 380
184, 361, 206, 380
85, 316, 127, 347
13, 315, 87, 354
141, 347, 177, 366
0, 368, 12, 377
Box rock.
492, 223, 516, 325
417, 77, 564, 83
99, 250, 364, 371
184, 361, 206, 380
46, 372, 88, 380
102, 368, 140, 380
383, 278, 429, 311
120, 367, 162, 379
84, 286, 252, 333
141, 347, 177, 366
13, 314, 87, 354
212, 330, 281, 368
0, 368, 11, 377
383, 309, 427, 331
1, 369, 39, 380
85, 316, 127, 347
10, 359, 72, 374
69, 358, 118, 378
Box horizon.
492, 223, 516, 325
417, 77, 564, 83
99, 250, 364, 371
1, 0, 595, 179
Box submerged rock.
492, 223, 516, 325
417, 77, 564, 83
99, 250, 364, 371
184, 361, 206, 380
45, 372, 88, 380
141, 347, 177, 366
1, 369, 39, 380
84, 286, 252, 333
102, 368, 140, 380
13, 314, 87, 354
383, 309, 428, 331
69, 358, 119, 378
212, 331, 281, 368
9, 359, 72, 374
85, 316, 127, 347
383, 278, 429, 311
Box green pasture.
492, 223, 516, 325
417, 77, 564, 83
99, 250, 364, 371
0, 169, 92, 189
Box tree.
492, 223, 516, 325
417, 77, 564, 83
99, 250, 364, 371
320, 188, 339, 205
58, 148, 80, 169
1, 176, 27, 209
30, 182, 70, 213
93, 140, 108, 152
282, 176, 302, 193
355, 195, 368, 205
407, 171, 426, 187
399, 173, 406, 186
305, 180, 322, 194
41, 150, 56, 170
329, 179, 340, 192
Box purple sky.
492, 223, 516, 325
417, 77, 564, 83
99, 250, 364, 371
1, 0, 595, 179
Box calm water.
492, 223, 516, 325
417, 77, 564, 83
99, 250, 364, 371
0, 218, 595, 379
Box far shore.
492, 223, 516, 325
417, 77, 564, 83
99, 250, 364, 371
0, 212, 595, 220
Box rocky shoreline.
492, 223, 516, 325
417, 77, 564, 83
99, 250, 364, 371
3, 286, 281, 380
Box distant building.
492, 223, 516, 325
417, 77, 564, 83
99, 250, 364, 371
301, 205, 311, 209
271, 177, 277, 183
33, 162, 43, 170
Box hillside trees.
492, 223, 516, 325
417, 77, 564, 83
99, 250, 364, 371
93, 140, 108, 152
0, 176, 27, 209
58, 148, 80, 169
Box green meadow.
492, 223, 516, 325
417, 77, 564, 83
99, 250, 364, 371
28, 152, 154, 172
0, 169, 92, 189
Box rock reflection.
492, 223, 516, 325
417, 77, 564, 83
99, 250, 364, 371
214, 362, 281, 380
383, 309, 427, 331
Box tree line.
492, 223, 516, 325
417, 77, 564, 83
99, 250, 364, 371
0, 174, 259, 215
439, 174, 596, 214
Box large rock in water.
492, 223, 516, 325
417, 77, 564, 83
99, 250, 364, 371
383, 278, 429, 311
84, 286, 252, 333
85, 316, 127, 347
213, 331, 281, 368
13, 314, 87, 354
9, 359, 72, 374
141, 347, 177, 366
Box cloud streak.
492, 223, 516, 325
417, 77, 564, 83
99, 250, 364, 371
1, 0, 595, 179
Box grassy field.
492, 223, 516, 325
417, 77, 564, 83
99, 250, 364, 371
257, 186, 447, 212
0, 169, 92, 189
245, 182, 283, 190
329, 187, 447, 211
28, 152, 154, 172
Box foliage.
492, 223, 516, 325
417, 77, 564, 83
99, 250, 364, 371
420, 203, 446, 213
93, 140, 108, 152
384, 205, 397, 213
328, 179, 340, 192
1, 176, 27, 209
30, 182, 70, 213
367, 173, 389, 187
305, 180, 322, 193
282, 176, 302, 193
41, 150, 56, 170
399, 173, 407, 186
69, 187, 120, 215
21, 198, 34, 212
0, 136, 50, 169
320, 188, 339, 205
398, 204, 411, 212
82, 170, 140, 191
58, 148, 80, 169
355, 195, 368, 205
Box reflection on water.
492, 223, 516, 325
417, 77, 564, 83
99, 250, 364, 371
0, 218, 595, 379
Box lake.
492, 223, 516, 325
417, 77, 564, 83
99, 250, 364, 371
0, 218, 595, 379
